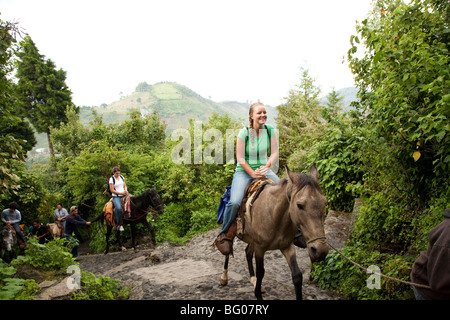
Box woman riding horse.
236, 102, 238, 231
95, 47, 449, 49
217, 102, 280, 243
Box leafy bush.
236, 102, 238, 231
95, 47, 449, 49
310, 0, 449, 299
0, 262, 38, 300
309, 114, 364, 212
71, 270, 129, 300
12, 236, 74, 271
311, 241, 415, 300
188, 209, 217, 235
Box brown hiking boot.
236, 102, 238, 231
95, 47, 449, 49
214, 221, 237, 255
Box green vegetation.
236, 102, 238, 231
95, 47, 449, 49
309, 0, 449, 299
0, 236, 128, 300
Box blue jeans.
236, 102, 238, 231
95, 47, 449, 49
413, 286, 427, 300
11, 223, 26, 243
113, 196, 123, 226
219, 170, 280, 236
65, 235, 79, 258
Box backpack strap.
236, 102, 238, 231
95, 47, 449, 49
244, 124, 272, 154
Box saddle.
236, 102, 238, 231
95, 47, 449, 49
103, 194, 133, 228
121, 194, 132, 219
102, 199, 116, 228
215, 178, 274, 255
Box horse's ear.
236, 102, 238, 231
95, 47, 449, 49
285, 165, 296, 184
310, 163, 319, 182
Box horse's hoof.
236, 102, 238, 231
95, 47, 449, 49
250, 276, 265, 293
220, 278, 228, 286
121, 246, 127, 252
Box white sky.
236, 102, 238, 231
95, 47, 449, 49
1, 0, 373, 107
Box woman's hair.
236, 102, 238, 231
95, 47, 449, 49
112, 167, 121, 175
248, 102, 265, 149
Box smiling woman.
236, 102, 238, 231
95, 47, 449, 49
216, 102, 280, 242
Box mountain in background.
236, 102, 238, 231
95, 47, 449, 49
80, 81, 278, 131
32, 82, 358, 155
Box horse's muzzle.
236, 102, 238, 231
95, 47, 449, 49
307, 237, 329, 263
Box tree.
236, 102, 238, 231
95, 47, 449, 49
275, 68, 325, 171
311, 0, 449, 300
322, 88, 344, 124
348, 0, 449, 216
0, 17, 25, 197
15, 36, 76, 157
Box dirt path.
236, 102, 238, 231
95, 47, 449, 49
78, 210, 351, 300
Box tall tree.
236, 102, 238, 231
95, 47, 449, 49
0, 18, 24, 198
275, 68, 325, 171
347, 0, 449, 249
15, 36, 75, 157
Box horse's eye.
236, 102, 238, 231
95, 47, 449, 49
296, 203, 304, 211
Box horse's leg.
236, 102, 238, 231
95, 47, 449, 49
116, 228, 126, 251
141, 219, 156, 246
104, 225, 112, 254
130, 223, 138, 251
281, 244, 303, 300
254, 249, 265, 300
220, 254, 229, 286
246, 244, 265, 293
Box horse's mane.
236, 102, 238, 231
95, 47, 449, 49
297, 173, 321, 190
279, 173, 321, 191
131, 189, 153, 201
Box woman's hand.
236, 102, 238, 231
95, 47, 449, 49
252, 166, 269, 179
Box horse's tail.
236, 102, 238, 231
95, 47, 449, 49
91, 212, 105, 225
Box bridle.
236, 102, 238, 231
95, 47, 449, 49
307, 236, 327, 245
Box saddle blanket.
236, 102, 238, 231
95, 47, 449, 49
236, 178, 274, 239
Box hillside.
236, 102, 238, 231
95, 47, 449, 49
80, 82, 278, 131
31, 83, 358, 154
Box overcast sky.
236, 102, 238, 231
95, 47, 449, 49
1, 0, 373, 107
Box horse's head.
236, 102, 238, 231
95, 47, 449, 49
147, 188, 164, 216
286, 164, 329, 263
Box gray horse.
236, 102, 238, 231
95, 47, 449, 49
220, 165, 329, 300
0, 225, 17, 263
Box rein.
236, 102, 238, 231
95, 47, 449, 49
307, 236, 326, 244
326, 241, 431, 290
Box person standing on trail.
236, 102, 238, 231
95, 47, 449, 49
109, 167, 128, 232
411, 208, 450, 300
64, 206, 91, 259
217, 102, 280, 238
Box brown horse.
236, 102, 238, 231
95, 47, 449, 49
220, 165, 329, 300
93, 188, 164, 254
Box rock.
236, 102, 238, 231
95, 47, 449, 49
36, 276, 76, 300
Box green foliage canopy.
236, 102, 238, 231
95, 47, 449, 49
15, 36, 75, 157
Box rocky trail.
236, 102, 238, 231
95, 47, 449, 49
76, 210, 352, 300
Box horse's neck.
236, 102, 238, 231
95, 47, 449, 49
260, 184, 292, 223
